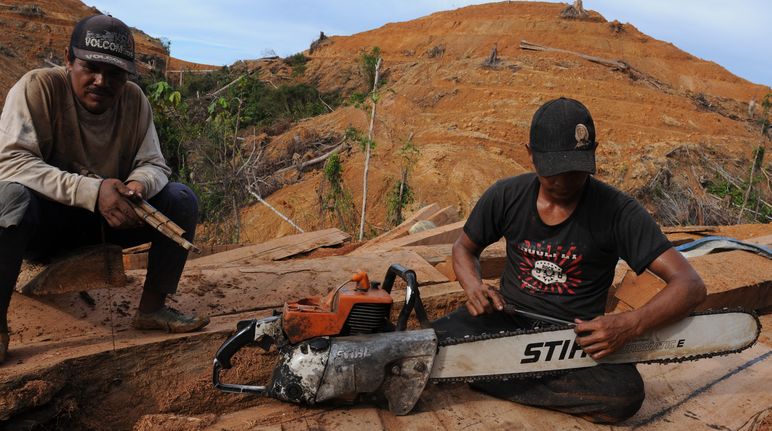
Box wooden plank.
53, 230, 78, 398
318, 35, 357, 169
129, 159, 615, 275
613, 249, 771, 312
187, 228, 350, 268
401, 244, 454, 265
122, 252, 148, 270
238, 250, 448, 286
360, 203, 441, 248
352, 221, 465, 255
15, 245, 126, 296
661, 225, 718, 234
424, 205, 460, 228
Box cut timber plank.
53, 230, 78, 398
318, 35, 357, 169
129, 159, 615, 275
613, 249, 771, 312
187, 228, 350, 268
238, 250, 448, 286
424, 205, 460, 228
413, 240, 507, 282
15, 245, 126, 295
359, 203, 440, 248
351, 221, 465, 255
122, 252, 148, 270
661, 225, 718, 234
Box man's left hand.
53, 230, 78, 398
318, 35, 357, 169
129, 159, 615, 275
574, 313, 641, 360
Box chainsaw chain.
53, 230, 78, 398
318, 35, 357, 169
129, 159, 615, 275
428, 308, 762, 384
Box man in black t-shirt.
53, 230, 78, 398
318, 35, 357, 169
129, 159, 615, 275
433, 98, 706, 424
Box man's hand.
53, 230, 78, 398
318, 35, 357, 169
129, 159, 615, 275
97, 178, 144, 229
574, 248, 706, 361
464, 281, 505, 316
452, 232, 504, 316
574, 312, 641, 360
125, 180, 145, 201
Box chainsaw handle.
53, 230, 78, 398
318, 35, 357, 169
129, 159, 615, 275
212, 319, 268, 395
382, 264, 431, 331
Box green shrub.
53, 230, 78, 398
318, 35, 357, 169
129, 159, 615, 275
284, 53, 309, 77
11, 5, 44, 17
359, 47, 381, 89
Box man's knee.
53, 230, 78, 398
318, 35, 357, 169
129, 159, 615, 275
584, 369, 645, 424
0, 182, 33, 228
152, 182, 199, 225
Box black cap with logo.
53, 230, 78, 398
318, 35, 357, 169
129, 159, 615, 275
70, 15, 136, 74
529, 97, 597, 176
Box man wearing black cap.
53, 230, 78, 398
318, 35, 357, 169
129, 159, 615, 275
433, 98, 706, 423
0, 15, 209, 364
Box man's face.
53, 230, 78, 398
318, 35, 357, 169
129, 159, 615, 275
537, 171, 589, 201
67, 56, 128, 114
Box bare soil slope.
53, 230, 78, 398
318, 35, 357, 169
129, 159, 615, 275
239, 1, 770, 243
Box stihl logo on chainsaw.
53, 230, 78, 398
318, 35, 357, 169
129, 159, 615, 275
335, 347, 370, 360
521, 337, 688, 363
521, 339, 588, 363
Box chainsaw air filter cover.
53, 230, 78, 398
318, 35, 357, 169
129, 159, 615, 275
282, 273, 393, 344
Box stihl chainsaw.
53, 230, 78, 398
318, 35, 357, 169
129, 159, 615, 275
212, 264, 761, 415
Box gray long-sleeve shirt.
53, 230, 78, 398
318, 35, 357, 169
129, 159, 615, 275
0, 66, 170, 215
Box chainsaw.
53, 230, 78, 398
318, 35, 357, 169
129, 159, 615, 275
212, 264, 761, 415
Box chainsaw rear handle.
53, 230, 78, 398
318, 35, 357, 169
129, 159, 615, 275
382, 264, 431, 331
212, 317, 278, 395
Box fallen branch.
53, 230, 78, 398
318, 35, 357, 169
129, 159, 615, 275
274, 141, 347, 175
520, 40, 670, 92
207, 73, 247, 98
520, 40, 626, 69
319, 95, 334, 112
247, 187, 305, 233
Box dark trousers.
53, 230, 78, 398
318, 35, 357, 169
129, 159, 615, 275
432, 307, 645, 424
0, 182, 199, 332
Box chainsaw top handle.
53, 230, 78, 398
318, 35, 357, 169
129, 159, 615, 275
381, 264, 432, 331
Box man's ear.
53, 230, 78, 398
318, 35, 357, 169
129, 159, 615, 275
525, 143, 532, 158
64, 47, 72, 71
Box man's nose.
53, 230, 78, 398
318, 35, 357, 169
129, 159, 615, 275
93, 72, 106, 87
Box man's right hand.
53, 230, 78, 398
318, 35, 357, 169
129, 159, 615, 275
97, 178, 144, 229
463, 281, 505, 316
452, 232, 505, 316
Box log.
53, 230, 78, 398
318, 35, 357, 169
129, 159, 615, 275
16, 245, 126, 295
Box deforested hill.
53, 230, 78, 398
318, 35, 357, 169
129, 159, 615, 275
237, 1, 770, 243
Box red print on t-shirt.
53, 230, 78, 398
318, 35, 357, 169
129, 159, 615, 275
516, 240, 583, 295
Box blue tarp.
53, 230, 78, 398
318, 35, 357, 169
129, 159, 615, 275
675, 235, 772, 259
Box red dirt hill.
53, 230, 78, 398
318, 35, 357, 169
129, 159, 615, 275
238, 1, 770, 243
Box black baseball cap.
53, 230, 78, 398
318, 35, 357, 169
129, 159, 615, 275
529, 97, 596, 176
70, 15, 136, 74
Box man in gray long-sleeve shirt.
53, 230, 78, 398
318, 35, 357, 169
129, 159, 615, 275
0, 15, 209, 364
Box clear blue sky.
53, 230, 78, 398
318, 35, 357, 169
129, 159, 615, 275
85, 0, 770, 86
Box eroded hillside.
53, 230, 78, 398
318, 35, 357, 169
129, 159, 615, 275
238, 1, 770, 243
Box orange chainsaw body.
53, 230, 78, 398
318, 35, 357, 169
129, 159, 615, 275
282, 271, 393, 344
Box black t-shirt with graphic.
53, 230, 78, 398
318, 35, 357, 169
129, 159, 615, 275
464, 173, 671, 321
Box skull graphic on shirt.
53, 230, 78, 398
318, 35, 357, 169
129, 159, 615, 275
531, 260, 568, 285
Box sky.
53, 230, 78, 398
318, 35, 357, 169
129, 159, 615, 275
85, 0, 771, 86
